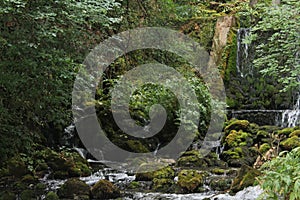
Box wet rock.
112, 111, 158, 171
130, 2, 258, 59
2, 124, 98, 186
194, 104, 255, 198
209, 177, 232, 191
177, 169, 205, 193
57, 178, 90, 199
91, 179, 121, 199
230, 165, 261, 194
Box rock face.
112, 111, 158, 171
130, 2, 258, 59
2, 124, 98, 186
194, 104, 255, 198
210, 16, 236, 67
91, 179, 121, 199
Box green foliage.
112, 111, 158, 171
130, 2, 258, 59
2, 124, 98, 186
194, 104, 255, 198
0, 0, 121, 162
258, 147, 300, 200
245, 0, 300, 92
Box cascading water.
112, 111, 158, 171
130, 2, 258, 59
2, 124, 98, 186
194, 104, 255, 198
236, 28, 252, 77
281, 92, 300, 127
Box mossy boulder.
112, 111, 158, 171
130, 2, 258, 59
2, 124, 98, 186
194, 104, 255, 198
128, 181, 141, 189
125, 140, 149, 153
290, 129, 300, 137
277, 127, 295, 136
20, 190, 34, 200
230, 165, 261, 194
91, 179, 121, 199
224, 120, 250, 133
57, 178, 90, 199
176, 150, 208, 168
0, 191, 15, 200
280, 136, 300, 150
177, 169, 205, 193
7, 157, 28, 178
135, 163, 157, 181
211, 168, 225, 175
209, 178, 232, 191
154, 166, 175, 179
45, 192, 59, 200
152, 178, 174, 192
259, 143, 271, 154
221, 146, 258, 167
224, 130, 252, 148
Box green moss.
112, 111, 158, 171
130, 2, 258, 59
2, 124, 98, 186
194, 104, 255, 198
259, 143, 271, 154
225, 130, 250, 148
224, 120, 250, 133
125, 140, 149, 153
20, 190, 34, 200
128, 181, 141, 189
152, 178, 174, 192
230, 165, 261, 194
280, 136, 300, 151
45, 192, 59, 200
7, 157, 28, 178
211, 168, 225, 175
0, 191, 15, 200
91, 179, 120, 199
289, 130, 300, 137
177, 150, 207, 168
154, 166, 175, 179
277, 127, 295, 136
57, 178, 90, 198
177, 170, 204, 193
209, 178, 232, 191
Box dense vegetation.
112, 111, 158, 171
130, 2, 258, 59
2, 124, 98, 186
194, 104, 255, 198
0, 0, 299, 199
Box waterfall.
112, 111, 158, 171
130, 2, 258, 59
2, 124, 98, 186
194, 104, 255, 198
236, 28, 252, 77
281, 92, 300, 127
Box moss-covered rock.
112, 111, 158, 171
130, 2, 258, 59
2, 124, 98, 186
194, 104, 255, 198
128, 181, 141, 189
221, 146, 258, 167
209, 178, 232, 191
177, 169, 204, 193
224, 120, 250, 133
289, 129, 300, 137
230, 165, 261, 194
259, 143, 271, 154
135, 163, 157, 181
280, 136, 300, 150
152, 178, 174, 192
0, 191, 15, 200
91, 179, 121, 199
45, 192, 59, 200
57, 178, 90, 199
211, 168, 225, 175
154, 166, 175, 179
7, 157, 28, 178
224, 130, 252, 148
176, 150, 208, 168
20, 190, 34, 200
125, 140, 149, 153
277, 127, 295, 136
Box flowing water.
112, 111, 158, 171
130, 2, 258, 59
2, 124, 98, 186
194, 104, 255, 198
236, 28, 252, 78
281, 92, 300, 127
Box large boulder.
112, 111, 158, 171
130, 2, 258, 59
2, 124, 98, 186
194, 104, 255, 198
91, 179, 121, 199
230, 165, 261, 194
57, 178, 90, 199
177, 169, 205, 193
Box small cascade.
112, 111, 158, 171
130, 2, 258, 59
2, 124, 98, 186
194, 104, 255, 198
153, 143, 161, 156
281, 92, 300, 127
236, 28, 252, 77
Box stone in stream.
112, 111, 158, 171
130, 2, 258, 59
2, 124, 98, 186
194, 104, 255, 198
57, 178, 90, 199
91, 179, 121, 199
